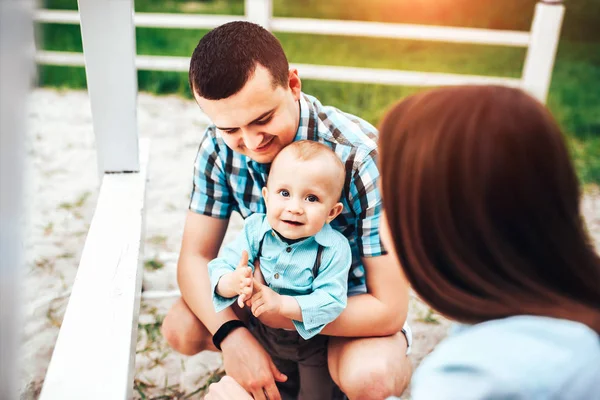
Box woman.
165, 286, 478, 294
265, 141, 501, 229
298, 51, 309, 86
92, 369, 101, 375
206, 86, 600, 399
378, 85, 600, 399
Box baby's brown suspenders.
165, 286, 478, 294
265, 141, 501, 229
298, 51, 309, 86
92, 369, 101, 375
256, 234, 324, 278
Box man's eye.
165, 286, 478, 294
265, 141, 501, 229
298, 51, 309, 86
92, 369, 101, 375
306, 195, 318, 203
279, 190, 290, 197
221, 128, 238, 134
256, 116, 273, 125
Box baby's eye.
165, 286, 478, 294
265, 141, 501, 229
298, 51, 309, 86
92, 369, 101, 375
306, 194, 319, 203
279, 190, 290, 197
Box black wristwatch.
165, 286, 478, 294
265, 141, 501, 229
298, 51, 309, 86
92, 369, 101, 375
212, 320, 246, 351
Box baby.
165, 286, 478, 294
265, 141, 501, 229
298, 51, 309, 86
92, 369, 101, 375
208, 140, 351, 399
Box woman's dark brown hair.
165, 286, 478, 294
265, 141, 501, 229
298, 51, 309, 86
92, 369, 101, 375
379, 85, 600, 332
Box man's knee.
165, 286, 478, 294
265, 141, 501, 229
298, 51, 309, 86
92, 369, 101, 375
337, 356, 411, 400
161, 299, 212, 355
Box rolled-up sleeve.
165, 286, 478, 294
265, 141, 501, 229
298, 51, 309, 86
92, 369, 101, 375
348, 152, 385, 258
189, 126, 234, 219
208, 214, 262, 312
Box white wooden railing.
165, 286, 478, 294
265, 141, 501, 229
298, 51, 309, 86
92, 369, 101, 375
33, 0, 565, 103
39, 1, 148, 399
37, 0, 565, 399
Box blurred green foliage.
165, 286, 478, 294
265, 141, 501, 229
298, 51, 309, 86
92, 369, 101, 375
37, 0, 600, 184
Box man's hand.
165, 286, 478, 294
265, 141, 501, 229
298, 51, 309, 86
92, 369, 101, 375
220, 327, 287, 400
249, 279, 283, 318
205, 376, 252, 400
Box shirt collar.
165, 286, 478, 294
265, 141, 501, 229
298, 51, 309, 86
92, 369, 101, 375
294, 93, 318, 142
258, 214, 336, 247
246, 93, 316, 171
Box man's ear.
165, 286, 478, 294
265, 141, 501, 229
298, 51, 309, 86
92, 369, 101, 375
326, 202, 344, 224
262, 187, 269, 206
288, 68, 301, 100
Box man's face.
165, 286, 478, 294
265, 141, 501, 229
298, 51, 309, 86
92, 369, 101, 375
194, 65, 302, 164
262, 152, 343, 240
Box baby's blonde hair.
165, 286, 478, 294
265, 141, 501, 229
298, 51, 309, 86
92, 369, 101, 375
271, 140, 346, 198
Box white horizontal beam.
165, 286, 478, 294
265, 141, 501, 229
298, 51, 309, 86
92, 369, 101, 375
40, 139, 150, 400
293, 63, 522, 87
135, 12, 244, 29
34, 8, 80, 24
271, 18, 530, 47
35, 50, 191, 71
33, 9, 530, 47
35, 51, 522, 87
34, 9, 245, 29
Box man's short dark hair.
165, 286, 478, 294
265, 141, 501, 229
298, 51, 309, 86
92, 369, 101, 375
189, 21, 289, 100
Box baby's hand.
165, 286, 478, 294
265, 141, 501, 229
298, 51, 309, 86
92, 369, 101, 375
249, 279, 282, 318
235, 250, 253, 308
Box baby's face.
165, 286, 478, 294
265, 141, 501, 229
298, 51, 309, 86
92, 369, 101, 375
263, 153, 343, 240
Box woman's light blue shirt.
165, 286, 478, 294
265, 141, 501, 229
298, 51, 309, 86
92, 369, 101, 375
208, 213, 352, 339
411, 315, 600, 399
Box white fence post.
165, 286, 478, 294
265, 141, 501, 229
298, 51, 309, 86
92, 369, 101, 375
522, 0, 565, 104
245, 0, 272, 29
78, 0, 139, 174
0, 2, 34, 399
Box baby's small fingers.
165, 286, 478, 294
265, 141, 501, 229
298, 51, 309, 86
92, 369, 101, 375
237, 295, 245, 308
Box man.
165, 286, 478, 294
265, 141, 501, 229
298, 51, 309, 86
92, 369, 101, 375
161, 21, 412, 400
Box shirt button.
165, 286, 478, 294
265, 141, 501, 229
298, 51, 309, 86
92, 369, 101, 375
274, 273, 280, 279
286, 247, 291, 253
271, 232, 275, 237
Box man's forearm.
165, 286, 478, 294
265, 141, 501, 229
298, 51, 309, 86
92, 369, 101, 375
319, 293, 407, 337
178, 253, 240, 334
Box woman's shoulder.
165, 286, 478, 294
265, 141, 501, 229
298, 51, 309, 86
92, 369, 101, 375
412, 315, 600, 399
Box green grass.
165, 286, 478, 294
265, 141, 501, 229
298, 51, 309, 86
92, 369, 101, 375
36, 0, 600, 185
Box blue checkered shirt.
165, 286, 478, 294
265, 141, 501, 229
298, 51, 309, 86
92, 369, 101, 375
209, 213, 351, 339
190, 92, 385, 295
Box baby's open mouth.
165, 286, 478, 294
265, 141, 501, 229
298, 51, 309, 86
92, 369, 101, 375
283, 220, 303, 226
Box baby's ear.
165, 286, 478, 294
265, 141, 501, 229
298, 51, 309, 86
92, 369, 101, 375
261, 187, 268, 205
326, 202, 344, 223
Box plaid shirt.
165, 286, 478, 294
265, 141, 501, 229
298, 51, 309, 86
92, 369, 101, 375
190, 93, 385, 295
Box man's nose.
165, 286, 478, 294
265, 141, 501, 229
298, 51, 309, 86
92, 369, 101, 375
241, 129, 264, 151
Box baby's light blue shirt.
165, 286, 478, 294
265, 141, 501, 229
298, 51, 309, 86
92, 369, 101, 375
208, 213, 352, 339
411, 315, 600, 400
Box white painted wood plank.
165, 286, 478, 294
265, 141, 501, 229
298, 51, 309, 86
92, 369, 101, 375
245, 0, 271, 29
522, 2, 565, 103
34, 9, 244, 28
292, 63, 523, 87
33, 8, 80, 24
34, 51, 522, 88
33, 9, 529, 47
1, 2, 34, 399
135, 12, 244, 28
40, 139, 150, 400
35, 50, 84, 66
271, 18, 531, 47
78, 0, 139, 174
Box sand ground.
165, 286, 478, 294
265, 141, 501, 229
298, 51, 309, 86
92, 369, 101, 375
19, 88, 600, 399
